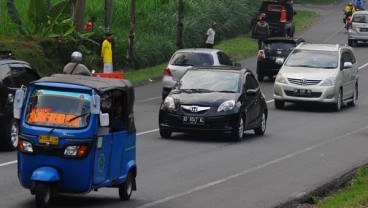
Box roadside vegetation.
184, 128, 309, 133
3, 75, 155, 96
295, 0, 340, 4
308, 167, 368, 208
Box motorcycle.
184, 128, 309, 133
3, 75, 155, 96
344, 11, 353, 31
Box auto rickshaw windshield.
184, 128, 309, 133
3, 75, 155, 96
25, 89, 91, 128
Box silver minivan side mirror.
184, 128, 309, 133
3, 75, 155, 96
343, 62, 353, 69
99, 113, 109, 127
13, 89, 25, 119
275, 58, 284, 65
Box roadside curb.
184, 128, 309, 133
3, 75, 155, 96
273, 163, 368, 208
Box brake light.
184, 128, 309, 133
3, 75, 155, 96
280, 9, 287, 23
258, 50, 265, 59
164, 66, 172, 77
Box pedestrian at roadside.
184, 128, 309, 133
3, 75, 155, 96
101, 32, 113, 73
63, 51, 92, 76
253, 13, 270, 50
205, 22, 217, 48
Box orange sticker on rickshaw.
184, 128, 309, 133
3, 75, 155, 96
27, 109, 82, 127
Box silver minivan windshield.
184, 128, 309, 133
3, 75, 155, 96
285, 49, 338, 69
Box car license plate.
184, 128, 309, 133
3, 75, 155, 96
360, 28, 368, 32
183, 116, 204, 125
293, 89, 311, 96
39, 135, 59, 145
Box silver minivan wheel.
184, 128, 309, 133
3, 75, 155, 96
334, 90, 342, 111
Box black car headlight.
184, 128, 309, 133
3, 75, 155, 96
217, 100, 235, 112
163, 96, 176, 111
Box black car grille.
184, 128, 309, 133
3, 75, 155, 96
284, 90, 322, 98
287, 78, 321, 85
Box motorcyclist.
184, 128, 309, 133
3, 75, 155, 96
63, 51, 92, 76
344, 3, 355, 24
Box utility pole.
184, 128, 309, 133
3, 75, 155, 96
105, 0, 113, 33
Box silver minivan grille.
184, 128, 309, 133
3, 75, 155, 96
288, 78, 321, 85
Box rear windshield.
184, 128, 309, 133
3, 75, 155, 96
353, 14, 368, 23
170, 52, 214, 66
285, 49, 338, 69
264, 42, 296, 50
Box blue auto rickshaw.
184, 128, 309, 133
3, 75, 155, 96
13, 74, 137, 207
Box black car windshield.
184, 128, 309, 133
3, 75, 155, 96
176, 70, 240, 93
264, 42, 296, 50
25, 89, 91, 128
285, 49, 338, 69
170, 52, 214, 66
353, 14, 368, 23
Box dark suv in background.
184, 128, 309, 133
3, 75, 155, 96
0, 51, 40, 150
256, 37, 305, 81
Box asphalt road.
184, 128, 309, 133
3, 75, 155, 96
2, 0, 368, 207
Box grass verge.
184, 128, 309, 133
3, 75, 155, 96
296, 0, 341, 5
312, 167, 368, 208
126, 9, 320, 86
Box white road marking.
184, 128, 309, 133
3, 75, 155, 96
137, 125, 368, 208
137, 129, 159, 136
0, 160, 17, 167
323, 26, 344, 43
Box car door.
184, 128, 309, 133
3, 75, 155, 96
243, 73, 260, 127
340, 50, 355, 99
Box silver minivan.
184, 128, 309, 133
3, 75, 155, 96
348, 11, 368, 46
273, 43, 358, 111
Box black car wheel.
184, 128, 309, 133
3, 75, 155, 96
257, 73, 264, 82
254, 111, 267, 135
274, 100, 285, 109
348, 39, 353, 47
119, 172, 133, 201
232, 115, 244, 141
4, 119, 19, 151
160, 128, 172, 138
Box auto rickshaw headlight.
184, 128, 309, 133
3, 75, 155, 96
64, 145, 88, 157
19, 140, 33, 153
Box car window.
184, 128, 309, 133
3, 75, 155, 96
244, 74, 259, 90
217, 52, 233, 66
170, 52, 214, 66
264, 42, 296, 50
0, 64, 12, 87
341, 51, 353, 64
352, 14, 368, 23
11, 65, 30, 88
176, 70, 240, 92
285, 49, 338, 69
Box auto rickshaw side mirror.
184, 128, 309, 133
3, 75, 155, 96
13, 89, 25, 119
99, 113, 109, 127
90, 94, 101, 114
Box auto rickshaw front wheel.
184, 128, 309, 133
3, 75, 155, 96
119, 173, 133, 200
34, 182, 52, 208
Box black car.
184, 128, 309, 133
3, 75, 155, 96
159, 66, 268, 141
0, 51, 40, 150
256, 37, 305, 81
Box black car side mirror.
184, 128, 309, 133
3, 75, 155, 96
234, 62, 241, 67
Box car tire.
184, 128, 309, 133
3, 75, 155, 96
119, 172, 133, 201
348, 39, 353, 46
348, 85, 358, 107
4, 119, 19, 151
35, 182, 52, 208
159, 128, 172, 138
254, 111, 267, 136
257, 74, 264, 82
274, 100, 285, 109
334, 89, 343, 111
232, 114, 244, 141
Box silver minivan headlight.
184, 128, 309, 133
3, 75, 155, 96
275, 73, 288, 84
320, 77, 336, 86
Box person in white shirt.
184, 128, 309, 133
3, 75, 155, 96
205, 22, 217, 48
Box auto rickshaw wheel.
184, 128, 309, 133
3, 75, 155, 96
35, 182, 52, 208
119, 173, 133, 201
